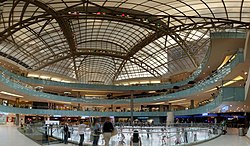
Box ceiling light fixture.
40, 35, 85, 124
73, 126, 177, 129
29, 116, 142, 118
223, 76, 244, 86
168, 99, 186, 103
0, 91, 23, 98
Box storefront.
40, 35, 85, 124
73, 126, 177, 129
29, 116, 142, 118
0, 112, 7, 125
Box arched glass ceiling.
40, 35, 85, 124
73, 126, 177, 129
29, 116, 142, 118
71, 19, 152, 50
77, 56, 122, 84
121, 29, 210, 80
0, 0, 249, 84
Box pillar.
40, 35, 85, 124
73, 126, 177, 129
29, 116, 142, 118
78, 116, 81, 123
64, 116, 67, 123
15, 98, 20, 107
36, 115, 39, 123
130, 91, 134, 126
168, 103, 172, 111
111, 104, 114, 112
159, 105, 164, 112
190, 100, 194, 109
78, 92, 81, 98
166, 112, 174, 126
77, 103, 81, 111
16, 114, 19, 126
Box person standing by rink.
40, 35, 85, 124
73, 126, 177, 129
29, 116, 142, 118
221, 119, 227, 135
130, 130, 142, 146
92, 118, 101, 146
102, 117, 114, 146
78, 121, 87, 146
63, 123, 69, 144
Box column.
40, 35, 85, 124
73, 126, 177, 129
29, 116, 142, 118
77, 103, 81, 111
16, 114, 19, 126
159, 105, 164, 112
244, 31, 250, 60
111, 104, 114, 111
190, 100, 194, 109
166, 112, 174, 126
130, 91, 134, 126
78, 91, 81, 98
36, 115, 39, 123
64, 116, 67, 123
78, 116, 81, 123
15, 98, 20, 107
168, 103, 172, 111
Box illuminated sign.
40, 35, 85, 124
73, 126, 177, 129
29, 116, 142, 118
221, 105, 229, 112
53, 115, 61, 117
202, 113, 208, 116
0, 112, 8, 115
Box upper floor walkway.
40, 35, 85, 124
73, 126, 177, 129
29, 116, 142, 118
0, 87, 245, 116
0, 50, 244, 104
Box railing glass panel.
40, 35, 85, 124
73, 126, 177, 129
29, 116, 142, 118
28, 123, 221, 146
211, 32, 246, 39
0, 87, 244, 116
0, 51, 243, 104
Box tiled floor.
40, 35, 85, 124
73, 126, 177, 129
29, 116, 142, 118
195, 135, 250, 146
1, 125, 250, 146
0, 125, 40, 146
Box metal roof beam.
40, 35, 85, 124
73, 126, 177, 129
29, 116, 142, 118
20, 0, 76, 54
33, 51, 127, 71
130, 57, 162, 77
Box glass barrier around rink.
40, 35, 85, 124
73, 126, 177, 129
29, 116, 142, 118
35, 123, 222, 146
17, 122, 62, 145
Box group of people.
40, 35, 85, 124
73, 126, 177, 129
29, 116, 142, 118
91, 117, 115, 146
63, 117, 115, 146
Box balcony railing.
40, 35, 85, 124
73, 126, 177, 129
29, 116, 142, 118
0, 87, 244, 116
0, 51, 243, 104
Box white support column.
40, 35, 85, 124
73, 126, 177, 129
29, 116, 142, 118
244, 30, 250, 61
166, 112, 174, 126
244, 30, 250, 101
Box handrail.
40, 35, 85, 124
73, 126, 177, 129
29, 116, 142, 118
0, 87, 244, 116
211, 31, 246, 39
0, 50, 243, 104
0, 64, 203, 91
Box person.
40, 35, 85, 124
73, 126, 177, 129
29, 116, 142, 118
78, 121, 87, 146
146, 128, 150, 139
221, 119, 227, 135
92, 118, 101, 146
175, 130, 181, 144
183, 129, 188, 143
161, 135, 167, 145
194, 133, 197, 142
119, 132, 126, 145
63, 123, 69, 144
130, 130, 141, 146
102, 117, 114, 146
208, 129, 212, 137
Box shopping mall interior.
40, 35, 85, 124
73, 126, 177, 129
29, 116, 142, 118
1, 0, 250, 146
